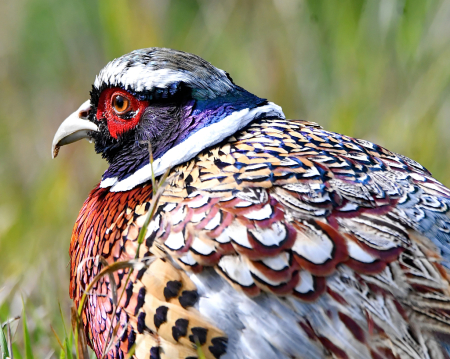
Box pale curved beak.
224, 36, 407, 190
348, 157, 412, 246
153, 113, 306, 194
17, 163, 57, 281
52, 100, 99, 158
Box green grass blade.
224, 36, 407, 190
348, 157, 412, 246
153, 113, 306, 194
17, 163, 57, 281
59, 339, 66, 359
11, 341, 21, 359
21, 304, 34, 359
58, 303, 68, 339
195, 338, 206, 359
7, 323, 14, 359
0, 321, 9, 359
65, 335, 73, 359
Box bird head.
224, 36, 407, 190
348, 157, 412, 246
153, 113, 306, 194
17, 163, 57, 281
52, 48, 284, 191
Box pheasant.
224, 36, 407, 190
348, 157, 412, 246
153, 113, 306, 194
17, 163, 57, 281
52, 48, 450, 359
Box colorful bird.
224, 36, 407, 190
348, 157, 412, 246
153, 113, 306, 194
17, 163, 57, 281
52, 48, 450, 359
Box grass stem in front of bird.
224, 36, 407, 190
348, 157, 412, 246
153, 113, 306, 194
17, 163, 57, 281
1, 315, 20, 359
148, 142, 157, 197
50, 325, 64, 352
195, 337, 206, 359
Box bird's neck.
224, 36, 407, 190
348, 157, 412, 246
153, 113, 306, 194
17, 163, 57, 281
100, 99, 285, 192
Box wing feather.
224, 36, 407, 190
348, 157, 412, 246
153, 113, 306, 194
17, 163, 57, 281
71, 119, 450, 358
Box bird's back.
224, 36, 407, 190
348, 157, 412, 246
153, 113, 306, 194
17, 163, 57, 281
70, 118, 450, 359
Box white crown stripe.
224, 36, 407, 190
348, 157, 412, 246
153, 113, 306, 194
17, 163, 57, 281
94, 51, 234, 99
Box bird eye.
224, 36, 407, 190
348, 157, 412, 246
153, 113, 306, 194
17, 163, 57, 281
111, 94, 130, 114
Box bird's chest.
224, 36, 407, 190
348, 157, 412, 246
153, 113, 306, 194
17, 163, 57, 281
69, 184, 154, 302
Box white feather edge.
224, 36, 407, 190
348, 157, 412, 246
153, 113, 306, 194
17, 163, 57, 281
101, 102, 285, 192
95, 68, 197, 94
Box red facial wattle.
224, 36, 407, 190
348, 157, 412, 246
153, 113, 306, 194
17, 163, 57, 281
96, 88, 149, 139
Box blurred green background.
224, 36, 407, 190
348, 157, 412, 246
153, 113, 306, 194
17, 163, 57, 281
1, 0, 450, 356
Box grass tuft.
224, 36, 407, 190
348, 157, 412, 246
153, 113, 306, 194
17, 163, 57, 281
0, 319, 9, 359
21, 302, 33, 359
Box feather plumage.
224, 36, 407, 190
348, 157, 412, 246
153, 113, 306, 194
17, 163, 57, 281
69, 118, 450, 358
